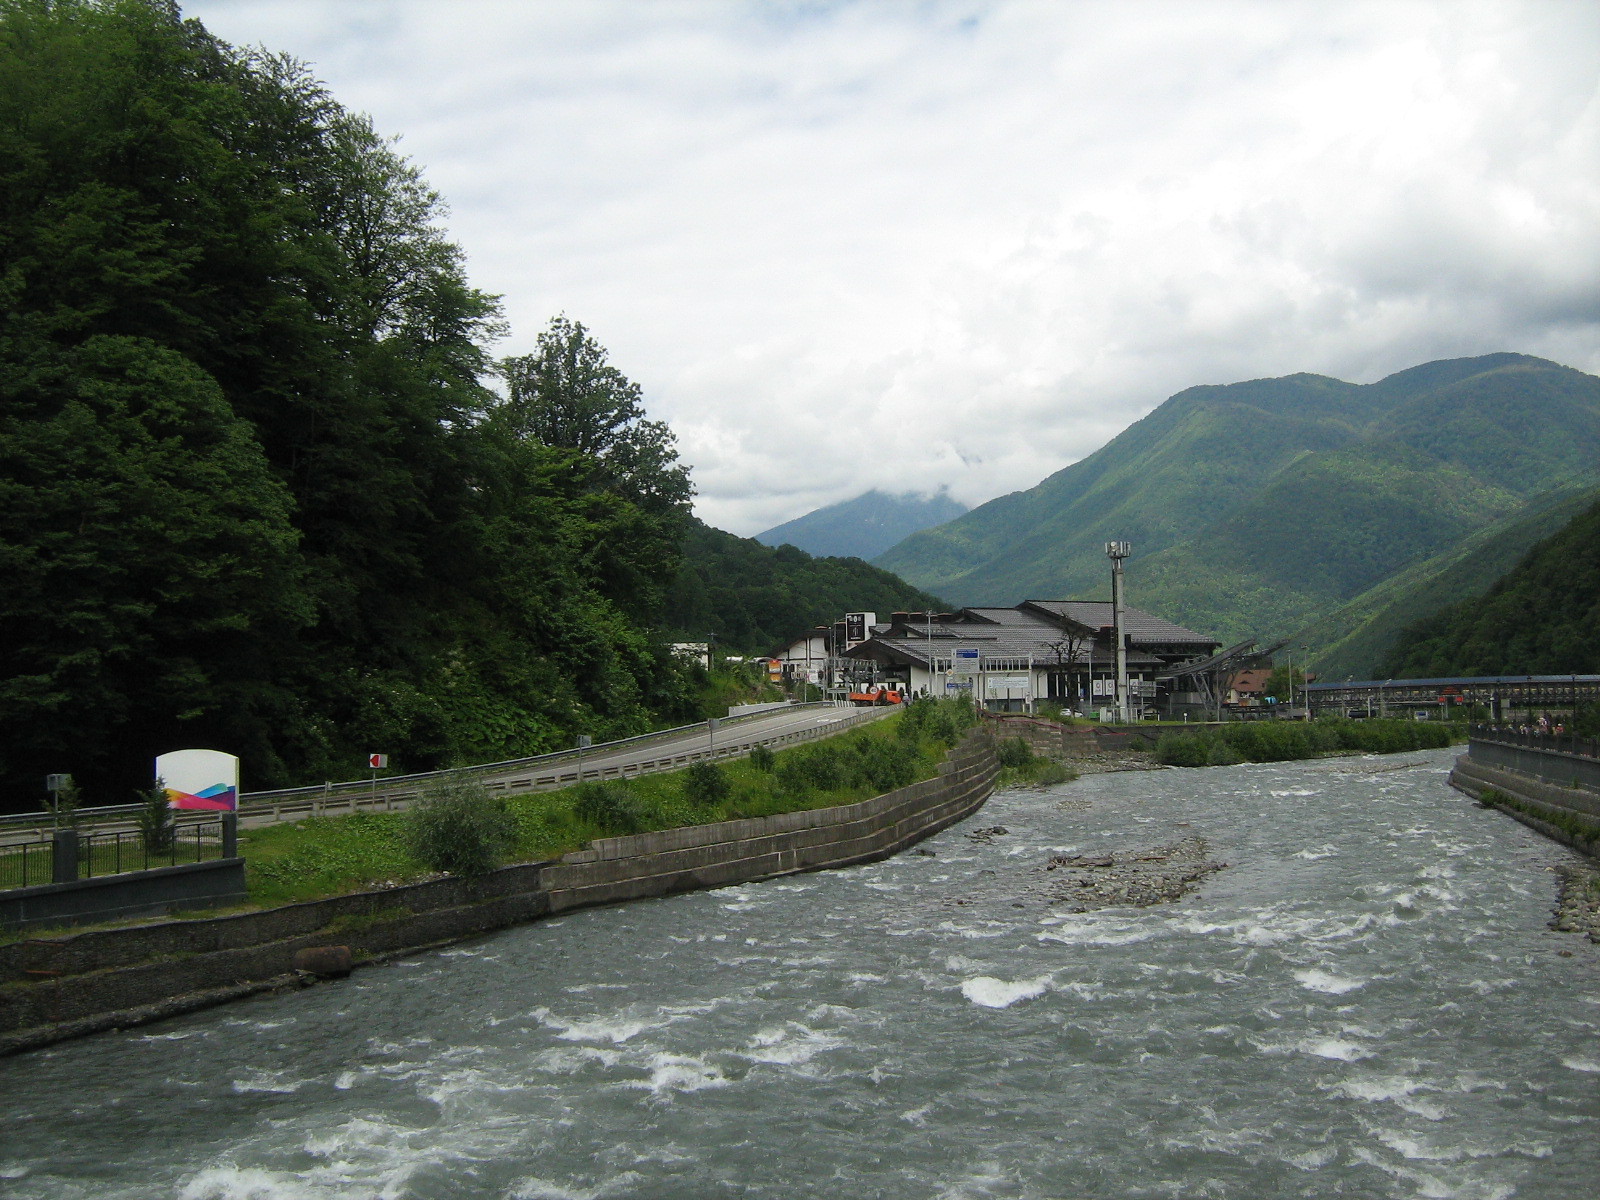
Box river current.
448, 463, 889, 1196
2, 747, 1596, 1199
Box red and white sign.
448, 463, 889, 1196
368, 753, 388, 769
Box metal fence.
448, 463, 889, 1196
0, 818, 232, 892
0, 836, 56, 890
1470, 724, 1599, 761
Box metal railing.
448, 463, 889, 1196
0, 835, 55, 890
1, 817, 233, 891
1470, 724, 1599, 761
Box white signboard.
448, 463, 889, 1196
156, 748, 239, 811
985, 675, 1031, 696
952, 648, 980, 675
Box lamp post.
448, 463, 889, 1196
1105, 541, 1132, 723
1299, 645, 1309, 717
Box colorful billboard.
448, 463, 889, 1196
156, 748, 240, 811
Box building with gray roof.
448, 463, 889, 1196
841, 602, 1219, 715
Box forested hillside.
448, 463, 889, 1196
1292, 483, 1600, 679
0, 1, 706, 806
755, 489, 966, 560
664, 522, 945, 654
1377, 495, 1600, 678
875, 355, 1600, 646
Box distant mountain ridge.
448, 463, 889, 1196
756, 489, 967, 561
873, 354, 1600, 660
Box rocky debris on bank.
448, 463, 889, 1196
966, 825, 1010, 845
1550, 867, 1600, 943
1032, 836, 1227, 911
1070, 750, 1165, 775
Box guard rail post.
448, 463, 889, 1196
52, 828, 79, 884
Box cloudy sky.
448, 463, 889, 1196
185, 0, 1600, 536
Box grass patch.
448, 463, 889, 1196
239, 698, 980, 906
993, 736, 1080, 788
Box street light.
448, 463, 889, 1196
1105, 541, 1132, 723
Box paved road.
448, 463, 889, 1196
1, 703, 898, 841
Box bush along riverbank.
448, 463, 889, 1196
1154, 717, 1451, 768
237, 697, 980, 908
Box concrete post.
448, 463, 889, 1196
222, 812, 238, 859
52, 828, 79, 884
1107, 541, 1132, 723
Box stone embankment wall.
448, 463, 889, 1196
1450, 739, 1600, 858
986, 715, 1191, 757
0, 729, 997, 1056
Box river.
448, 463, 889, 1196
1, 747, 1596, 1199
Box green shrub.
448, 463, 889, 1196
923, 695, 976, 747
777, 743, 847, 794
137, 778, 175, 854
1573, 702, 1600, 739
1034, 760, 1077, 786
850, 736, 920, 792
996, 736, 1035, 769
573, 781, 650, 836
896, 696, 933, 740
1155, 732, 1210, 768
747, 744, 776, 772
43, 776, 82, 828
683, 761, 732, 809
402, 775, 517, 877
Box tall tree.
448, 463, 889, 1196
494, 317, 693, 620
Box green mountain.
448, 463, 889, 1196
756, 489, 967, 560
1293, 483, 1600, 680
1377, 493, 1600, 677
664, 521, 945, 655
874, 354, 1600, 646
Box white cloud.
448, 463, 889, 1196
186, 0, 1600, 535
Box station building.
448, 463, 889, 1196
838, 602, 1219, 715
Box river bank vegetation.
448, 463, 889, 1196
241, 698, 979, 907
1154, 717, 1451, 768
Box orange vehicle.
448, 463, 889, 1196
848, 684, 904, 707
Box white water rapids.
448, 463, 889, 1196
1, 747, 1596, 1198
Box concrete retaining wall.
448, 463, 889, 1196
1464, 738, 1600, 794
986, 715, 1193, 757
0, 728, 996, 1056
1449, 749, 1600, 859
0, 859, 247, 932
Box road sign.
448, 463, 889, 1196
45, 773, 69, 792
368, 753, 388, 769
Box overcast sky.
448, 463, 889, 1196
185, 0, 1600, 537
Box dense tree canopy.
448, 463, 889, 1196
1379, 496, 1600, 678
0, 0, 698, 808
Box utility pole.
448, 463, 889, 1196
1106, 541, 1132, 723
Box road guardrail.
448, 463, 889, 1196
0, 701, 867, 835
